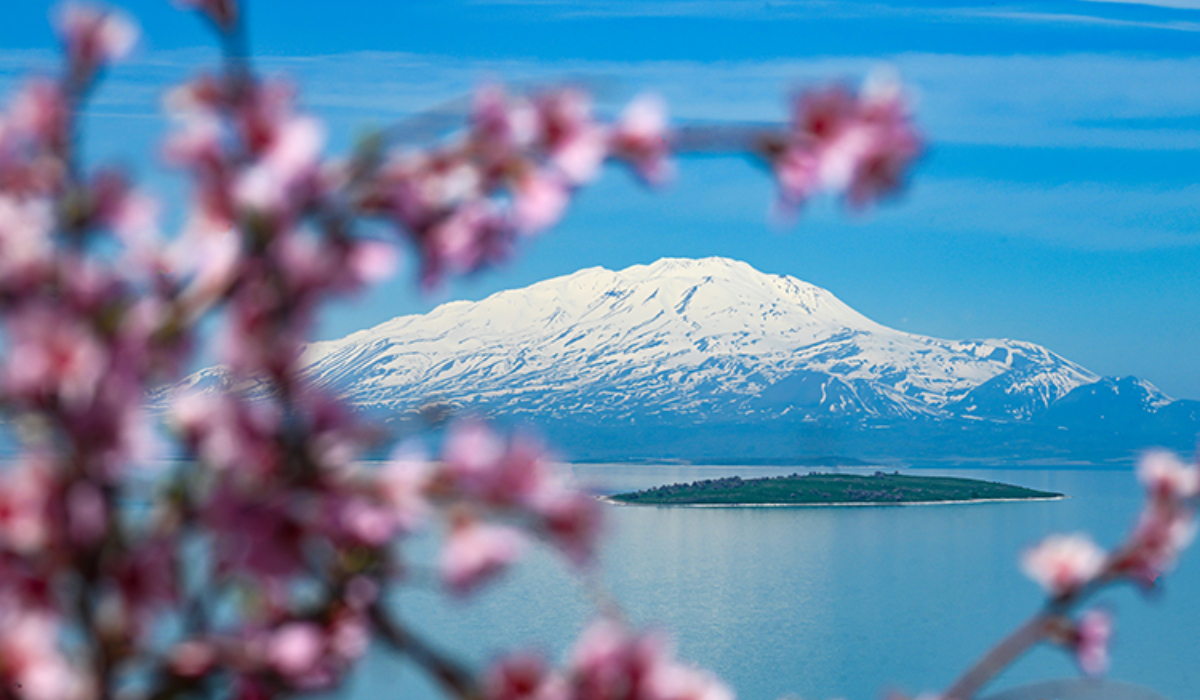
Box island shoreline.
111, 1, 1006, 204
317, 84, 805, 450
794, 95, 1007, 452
598, 495, 1068, 508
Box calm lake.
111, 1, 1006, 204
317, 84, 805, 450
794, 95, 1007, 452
342, 465, 1200, 700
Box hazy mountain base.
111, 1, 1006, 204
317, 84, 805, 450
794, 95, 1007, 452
520, 414, 1200, 466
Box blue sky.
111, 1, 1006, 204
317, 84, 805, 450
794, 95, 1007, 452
5, 0, 1200, 398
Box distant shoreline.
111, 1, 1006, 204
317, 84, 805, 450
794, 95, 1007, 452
598, 494, 1067, 508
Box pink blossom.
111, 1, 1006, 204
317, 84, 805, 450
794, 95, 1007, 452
566, 619, 733, 700
776, 76, 921, 212
486, 652, 565, 700
611, 94, 673, 185
10, 80, 69, 153
349, 239, 399, 284
647, 662, 734, 700
65, 481, 107, 545
444, 425, 550, 506
376, 446, 433, 532
113, 537, 179, 624
0, 457, 57, 554
416, 198, 510, 288
513, 170, 570, 235
334, 495, 399, 546
1, 304, 109, 410
1074, 608, 1112, 676
1020, 533, 1107, 597
444, 422, 507, 478
172, 224, 242, 310
168, 639, 218, 678
536, 488, 604, 567
171, 392, 283, 477
202, 481, 306, 579
549, 126, 609, 186
1137, 449, 1199, 502
0, 195, 55, 284
234, 116, 325, 216
1119, 505, 1197, 586
56, 3, 138, 76
268, 622, 325, 680
162, 114, 224, 170
329, 613, 370, 661
0, 611, 89, 700
440, 519, 526, 595
568, 619, 669, 700
473, 85, 539, 168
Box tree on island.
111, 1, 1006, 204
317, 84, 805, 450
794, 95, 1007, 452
0, 2, 1195, 700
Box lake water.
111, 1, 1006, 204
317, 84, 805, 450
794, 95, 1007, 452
340, 465, 1200, 700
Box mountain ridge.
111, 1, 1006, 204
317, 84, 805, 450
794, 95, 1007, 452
295, 256, 1108, 423
177, 256, 1198, 462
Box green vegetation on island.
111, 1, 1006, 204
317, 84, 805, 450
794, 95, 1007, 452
608, 472, 1063, 506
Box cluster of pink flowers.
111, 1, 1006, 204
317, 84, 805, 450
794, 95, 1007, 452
766, 75, 922, 216
356, 86, 671, 287
11, 2, 1178, 700
0, 7, 200, 700
1016, 448, 1199, 678
432, 423, 604, 592
486, 618, 732, 700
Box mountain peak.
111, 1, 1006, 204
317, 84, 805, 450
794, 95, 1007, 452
292, 257, 1101, 425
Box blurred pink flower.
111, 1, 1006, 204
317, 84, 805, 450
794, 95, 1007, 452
333, 495, 399, 547
65, 480, 106, 545
234, 115, 324, 216
611, 94, 673, 185
0, 457, 57, 554
549, 126, 609, 186
486, 652, 565, 700
536, 488, 604, 567
513, 170, 570, 235
473, 85, 539, 170
0, 610, 90, 700
1074, 608, 1112, 676
376, 446, 433, 533
1020, 533, 1106, 597
568, 618, 730, 700
171, 392, 283, 477
56, 3, 138, 78
537, 89, 607, 185
10, 80, 68, 157
268, 622, 325, 682
0, 195, 55, 285
167, 639, 218, 678
444, 425, 551, 507
1120, 505, 1197, 586
2, 304, 109, 411
1137, 449, 1199, 502
203, 481, 306, 580
775, 75, 921, 212
440, 518, 526, 595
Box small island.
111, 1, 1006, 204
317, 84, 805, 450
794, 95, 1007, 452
606, 472, 1063, 506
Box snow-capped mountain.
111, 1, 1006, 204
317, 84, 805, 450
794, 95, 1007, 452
294, 257, 1104, 423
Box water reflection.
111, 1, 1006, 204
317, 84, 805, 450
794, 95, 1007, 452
345, 465, 1199, 700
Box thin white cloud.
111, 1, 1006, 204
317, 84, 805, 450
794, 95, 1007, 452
9, 48, 1200, 251
1079, 0, 1200, 10
470, 0, 1200, 24
12, 49, 1200, 153
971, 9, 1200, 30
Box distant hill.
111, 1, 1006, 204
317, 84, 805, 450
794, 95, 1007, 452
176, 257, 1200, 464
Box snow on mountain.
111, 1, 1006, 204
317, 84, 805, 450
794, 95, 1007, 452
293, 257, 1101, 423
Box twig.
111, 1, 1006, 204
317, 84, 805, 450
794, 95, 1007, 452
368, 601, 481, 700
